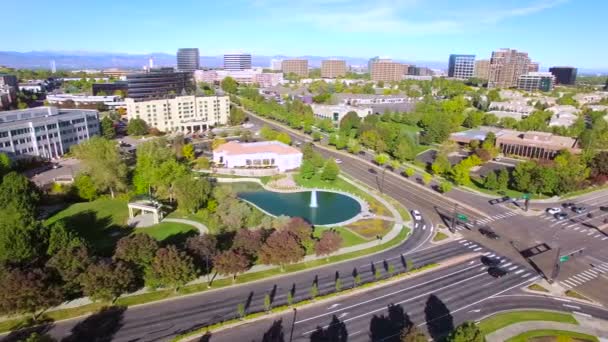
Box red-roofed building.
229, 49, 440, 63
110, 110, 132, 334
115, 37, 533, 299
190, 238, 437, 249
213, 141, 302, 172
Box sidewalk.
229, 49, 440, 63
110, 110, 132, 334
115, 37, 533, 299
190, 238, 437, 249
485, 314, 608, 341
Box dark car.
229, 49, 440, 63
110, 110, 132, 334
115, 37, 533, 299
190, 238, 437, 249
600, 206, 608, 212
562, 202, 575, 208
481, 256, 501, 267
479, 227, 500, 240
488, 267, 508, 278
555, 212, 568, 220
572, 206, 587, 214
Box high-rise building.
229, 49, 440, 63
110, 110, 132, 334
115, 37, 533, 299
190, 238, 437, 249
126, 68, 194, 101
368, 56, 380, 73
370, 59, 405, 82
488, 48, 531, 88
223, 53, 252, 71
474, 60, 490, 80
125, 95, 229, 133
321, 60, 347, 78
528, 62, 539, 73
517, 72, 555, 92
0, 74, 18, 88
282, 59, 309, 77
270, 59, 282, 71
448, 54, 475, 79
177, 48, 200, 72
548, 67, 578, 85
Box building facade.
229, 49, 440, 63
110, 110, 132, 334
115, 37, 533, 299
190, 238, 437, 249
310, 104, 371, 123
194, 69, 283, 88
125, 95, 229, 133
321, 60, 347, 78
448, 54, 475, 79
213, 141, 302, 172
282, 59, 309, 77
488, 49, 531, 88
474, 60, 490, 80
126, 68, 194, 101
517, 72, 555, 92
92, 82, 128, 96
0, 74, 18, 88
549, 67, 578, 85
0, 107, 99, 159
528, 62, 540, 73
177, 48, 200, 72
223, 53, 252, 71
370, 59, 405, 82
270, 59, 283, 71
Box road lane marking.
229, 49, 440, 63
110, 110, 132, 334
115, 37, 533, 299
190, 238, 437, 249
553, 297, 572, 302
473, 248, 482, 252
508, 266, 518, 271
514, 270, 524, 275
573, 311, 592, 318
563, 304, 581, 309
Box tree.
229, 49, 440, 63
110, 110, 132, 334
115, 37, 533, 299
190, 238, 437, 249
339, 111, 361, 133
133, 139, 188, 198
300, 159, 316, 179
314, 230, 343, 258
221, 76, 238, 94
0, 153, 11, 178
312, 131, 322, 141
229, 107, 247, 125
80, 261, 135, 303
0, 208, 42, 264
216, 198, 251, 230
375, 153, 390, 167
447, 321, 483, 342
127, 118, 149, 136
275, 132, 292, 145
439, 181, 453, 193
232, 229, 264, 257
0, 171, 40, 214
403, 167, 415, 178
321, 159, 340, 181
194, 156, 211, 170
401, 325, 427, 342
463, 111, 484, 128
451, 163, 470, 185
173, 175, 211, 213
185, 234, 217, 272
0, 267, 63, 319
73, 173, 97, 201
281, 217, 313, 249
181, 144, 195, 161
72, 137, 128, 198
431, 154, 451, 175
258, 230, 306, 270
46, 222, 84, 255
100, 117, 116, 139
113, 234, 159, 271
394, 137, 417, 162
483, 171, 498, 190
213, 249, 250, 282
46, 245, 91, 295
497, 169, 509, 191
145, 245, 198, 291
422, 173, 432, 185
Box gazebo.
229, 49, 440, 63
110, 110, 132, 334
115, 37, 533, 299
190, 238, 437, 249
127, 196, 164, 225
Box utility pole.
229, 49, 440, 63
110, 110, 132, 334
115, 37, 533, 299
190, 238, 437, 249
450, 204, 458, 233
550, 247, 561, 282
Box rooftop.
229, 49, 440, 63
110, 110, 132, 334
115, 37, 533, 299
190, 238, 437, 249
213, 141, 302, 156
0, 106, 97, 124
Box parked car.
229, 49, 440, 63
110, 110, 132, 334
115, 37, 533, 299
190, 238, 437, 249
562, 202, 575, 208
600, 206, 608, 212
335, 159, 343, 164
555, 212, 568, 220
481, 256, 501, 267
488, 267, 508, 278
572, 206, 587, 214
547, 207, 561, 215
479, 227, 500, 240
411, 209, 423, 221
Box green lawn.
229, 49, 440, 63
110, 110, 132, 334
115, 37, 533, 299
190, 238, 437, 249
478, 311, 578, 335
468, 176, 549, 200
314, 226, 369, 247
45, 198, 130, 255
135, 222, 198, 243
506, 329, 598, 342
433, 231, 449, 241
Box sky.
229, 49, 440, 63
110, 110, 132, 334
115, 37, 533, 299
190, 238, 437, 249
3, 0, 608, 69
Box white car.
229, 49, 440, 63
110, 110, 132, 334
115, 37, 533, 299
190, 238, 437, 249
335, 159, 343, 164
411, 209, 423, 221
547, 207, 561, 215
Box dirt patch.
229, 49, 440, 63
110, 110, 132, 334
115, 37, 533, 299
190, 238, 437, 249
346, 219, 392, 239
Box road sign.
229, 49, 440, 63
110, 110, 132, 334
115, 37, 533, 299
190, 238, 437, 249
457, 214, 468, 222
559, 255, 570, 263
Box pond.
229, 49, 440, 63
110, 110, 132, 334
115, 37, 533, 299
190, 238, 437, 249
238, 190, 362, 225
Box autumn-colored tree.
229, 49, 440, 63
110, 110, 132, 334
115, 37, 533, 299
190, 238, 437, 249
213, 249, 251, 283
182, 143, 195, 161
232, 229, 264, 258
185, 234, 218, 272
79, 261, 136, 303
145, 246, 198, 291
258, 230, 306, 270
46, 245, 92, 295
314, 230, 343, 258
281, 217, 313, 248
113, 234, 159, 271
0, 267, 63, 319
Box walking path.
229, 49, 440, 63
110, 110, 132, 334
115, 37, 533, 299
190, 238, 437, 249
162, 218, 208, 234
485, 315, 608, 341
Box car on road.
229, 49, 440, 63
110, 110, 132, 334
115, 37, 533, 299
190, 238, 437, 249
488, 267, 508, 278
481, 256, 501, 267
335, 159, 343, 164
51, 163, 61, 169
411, 210, 422, 221
546, 207, 561, 215
555, 212, 568, 220
600, 206, 608, 212
562, 202, 575, 208
479, 227, 500, 240
572, 206, 587, 214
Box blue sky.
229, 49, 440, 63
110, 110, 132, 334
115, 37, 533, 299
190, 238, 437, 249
3, 0, 607, 68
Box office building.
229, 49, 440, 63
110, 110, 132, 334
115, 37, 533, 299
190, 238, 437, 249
92, 82, 128, 96
194, 69, 283, 88
46, 94, 124, 110
126, 68, 194, 101
282, 59, 309, 77
368, 57, 380, 72
528, 62, 539, 73
177, 48, 200, 72
213, 141, 302, 172
474, 60, 490, 80
270, 59, 282, 71
448, 54, 475, 79
517, 72, 555, 92
321, 60, 347, 78
0, 107, 99, 159
0, 74, 18, 88
102, 69, 131, 78
488, 49, 531, 88
125, 95, 229, 133
370, 59, 405, 82
549, 67, 578, 85
310, 104, 371, 123
224, 53, 252, 71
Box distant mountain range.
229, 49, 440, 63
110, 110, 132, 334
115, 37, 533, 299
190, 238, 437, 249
0, 51, 606, 75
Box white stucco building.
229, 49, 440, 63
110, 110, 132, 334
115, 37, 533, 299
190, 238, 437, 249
213, 141, 302, 172
310, 104, 371, 123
